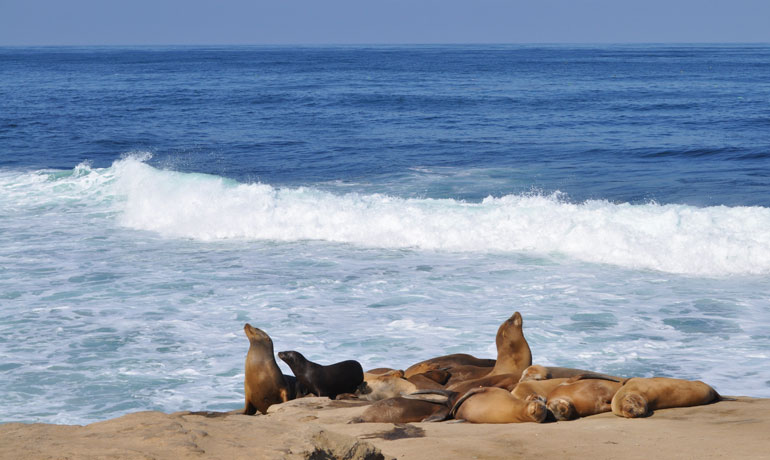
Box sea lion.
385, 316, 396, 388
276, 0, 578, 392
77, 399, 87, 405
547, 378, 622, 421
407, 369, 450, 389
451, 386, 547, 424
519, 364, 621, 382
243, 323, 290, 415
446, 372, 522, 396
350, 396, 451, 423
611, 377, 720, 418
445, 311, 532, 386
366, 367, 402, 375
510, 377, 571, 401
278, 350, 364, 399
404, 353, 495, 378
357, 372, 418, 401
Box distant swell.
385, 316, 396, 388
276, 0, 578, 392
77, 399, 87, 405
6, 155, 770, 277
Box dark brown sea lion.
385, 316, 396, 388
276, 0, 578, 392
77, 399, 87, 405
451, 386, 547, 424
404, 353, 495, 379
446, 372, 522, 396
519, 364, 621, 382
243, 323, 290, 415
611, 377, 720, 418
278, 350, 364, 400
350, 396, 451, 423
547, 378, 622, 420
407, 370, 450, 390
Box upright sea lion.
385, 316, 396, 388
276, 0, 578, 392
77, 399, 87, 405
404, 354, 495, 378
278, 350, 364, 400
243, 323, 290, 415
547, 378, 622, 421
445, 311, 532, 386
611, 377, 720, 418
451, 386, 547, 424
519, 364, 621, 382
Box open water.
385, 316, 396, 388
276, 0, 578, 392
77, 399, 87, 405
1, 45, 769, 424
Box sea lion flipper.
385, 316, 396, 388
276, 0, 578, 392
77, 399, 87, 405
421, 408, 450, 422
279, 387, 290, 403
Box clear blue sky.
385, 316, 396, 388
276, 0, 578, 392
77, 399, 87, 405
1, 0, 769, 46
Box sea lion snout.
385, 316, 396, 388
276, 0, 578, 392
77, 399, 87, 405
548, 398, 575, 421
620, 393, 648, 418
527, 400, 547, 423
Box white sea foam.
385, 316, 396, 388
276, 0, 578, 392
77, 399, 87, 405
2, 156, 770, 425
101, 156, 770, 276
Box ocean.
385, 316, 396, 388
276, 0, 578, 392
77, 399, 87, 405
1, 44, 769, 424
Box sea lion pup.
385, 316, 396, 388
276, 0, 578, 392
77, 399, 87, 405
451, 386, 547, 424
243, 323, 291, 415
404, 353, 495, 379
519, 364, 622, 382
445, 311, 533, 386
350, 395, 452, 423
356, 372, 418, 401
547, 377, 622, 421
611, 377, 720, 418
278, 350, 364, 399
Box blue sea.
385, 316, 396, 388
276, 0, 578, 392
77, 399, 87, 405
1, 45, 769, 424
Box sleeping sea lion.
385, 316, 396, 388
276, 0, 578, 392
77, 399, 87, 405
350, 395, 451, 423
404, 354, 495, 379
510, 377, 571, 401
519, 364, 621, 382
278, 350, 364, 399
356, 372, 418, 401
451, 386, 547, 424
243, 323, 290, 415
547, 377, 622, 420
611, 377, 720, 418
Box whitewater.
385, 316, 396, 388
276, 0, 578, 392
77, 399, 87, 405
2, 156, 769, 424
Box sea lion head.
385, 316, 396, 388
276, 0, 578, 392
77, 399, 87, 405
618, 393, 648, 418
519, 364, 548, 382
277, 350, 306, 366
526, 398, 548, 423
244, 323, 273, 347
496, 311, 523, 350
547, 398, 576, 421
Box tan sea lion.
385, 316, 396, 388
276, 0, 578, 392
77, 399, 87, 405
243, 323, 290, 415
519, 364, 621, 382
547, 378, 622, 420
404, 354, 495, 379
357, 372, 418, 401
611, 377, 720, 418
451, 386, 547, 424
445, 311, 532, 386
510, 377, 571, 401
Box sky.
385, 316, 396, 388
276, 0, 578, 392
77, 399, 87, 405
1, 0, 769, 46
